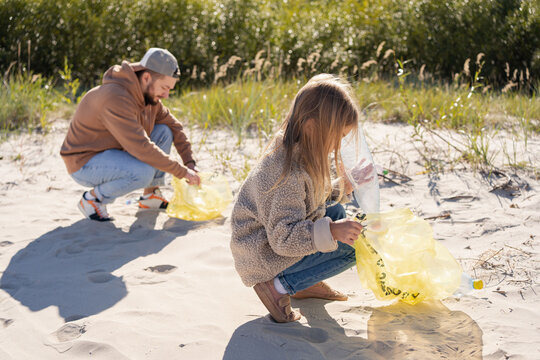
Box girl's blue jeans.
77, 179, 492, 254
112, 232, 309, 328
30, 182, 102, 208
70, 124, 173, 204
277, 203, 356, 295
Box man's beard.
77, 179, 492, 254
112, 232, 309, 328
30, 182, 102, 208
143, 91, 158, 106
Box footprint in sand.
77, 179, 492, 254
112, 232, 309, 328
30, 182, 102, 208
87, 270, 114, 283
53, 323, 86, 342
1, 318, 14, 328
0, 241, 13, 256
55, 244, 84, 256
144, 265, 177, 274
45, 323, 88, 353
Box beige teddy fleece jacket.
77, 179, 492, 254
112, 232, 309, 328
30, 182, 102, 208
60, 61, 194, 179
230, 135, 338, 287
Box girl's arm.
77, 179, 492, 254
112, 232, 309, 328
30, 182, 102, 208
261, 173, 338, 257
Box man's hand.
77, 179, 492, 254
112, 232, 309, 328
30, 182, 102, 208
184, 168, 201, 186
329, 219, 364, 246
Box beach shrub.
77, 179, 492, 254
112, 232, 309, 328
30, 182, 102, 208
0, 72, 56, 132
0, 0, 538, 89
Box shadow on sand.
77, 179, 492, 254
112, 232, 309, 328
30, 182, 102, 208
0, 211, 213, 321
224, 299, 482, 360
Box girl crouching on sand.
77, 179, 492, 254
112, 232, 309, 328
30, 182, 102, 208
230, 74, 368, 323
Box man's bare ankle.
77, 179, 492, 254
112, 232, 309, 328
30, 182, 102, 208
143, 187, 159, 195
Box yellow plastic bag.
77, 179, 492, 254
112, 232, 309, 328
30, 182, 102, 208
166, 172, 233, 221
354, 208, 462, 305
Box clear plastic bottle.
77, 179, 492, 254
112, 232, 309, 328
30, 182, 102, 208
453, 273, 483, 297
340, 125, 380, 214
125, 198, 139, 205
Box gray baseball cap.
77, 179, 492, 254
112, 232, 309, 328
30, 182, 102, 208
137, 48, 180, 78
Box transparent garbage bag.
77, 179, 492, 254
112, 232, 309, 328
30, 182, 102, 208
340, 124, 380, 213
354, 208, 463, 305
166, 172, 233, 221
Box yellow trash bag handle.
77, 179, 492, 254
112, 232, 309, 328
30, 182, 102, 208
166, 172, 233, 221
354, 208, 463, 305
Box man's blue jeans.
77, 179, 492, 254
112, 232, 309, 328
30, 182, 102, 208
70, 124, 173, 204
277, 203, 356, 295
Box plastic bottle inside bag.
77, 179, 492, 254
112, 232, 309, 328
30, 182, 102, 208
340, 124, 380, 214
453, 273, 484, 298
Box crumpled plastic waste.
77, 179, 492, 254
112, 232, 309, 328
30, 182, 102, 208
340, 124, 380, 214
166, 172, 233, 221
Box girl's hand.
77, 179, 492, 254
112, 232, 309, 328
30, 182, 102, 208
339, 159, 376, 195
350, 159, 375, 186
330, 219, 364, 246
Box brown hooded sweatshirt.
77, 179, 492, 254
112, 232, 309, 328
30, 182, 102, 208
60, 61, 194, 179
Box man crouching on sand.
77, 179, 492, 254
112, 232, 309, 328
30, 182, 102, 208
60, 48, 200, 221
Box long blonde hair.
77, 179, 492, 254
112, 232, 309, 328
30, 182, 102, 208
274, 74, 359, 204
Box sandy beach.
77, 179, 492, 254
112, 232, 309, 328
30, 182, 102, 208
0, 119, 538, 359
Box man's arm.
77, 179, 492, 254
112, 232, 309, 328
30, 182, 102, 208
101, 96, 189, 179
154, 104, 196, 167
